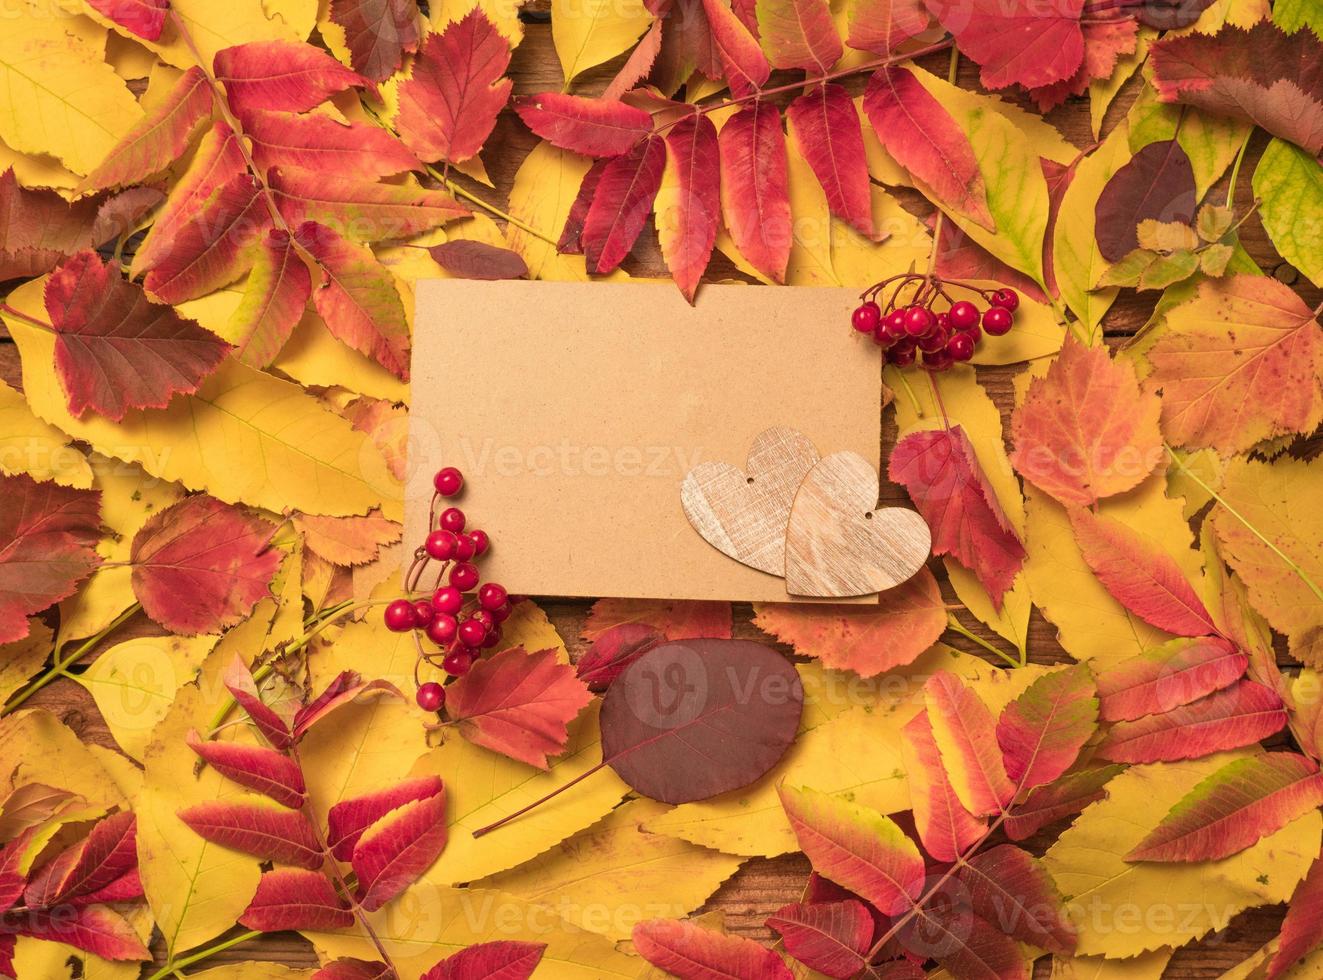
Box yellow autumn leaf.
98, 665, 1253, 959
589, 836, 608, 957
1089, 31, 1150, 140
74, 634, 217, 761
0, 623, 52, 706
432, 0, 526, 44
0, 379, 92, 487
1128, 81, 1249, 199
1054, 122, 1128, 334
476, 798, 743, 941
507, 142, 593, 281
0, 2, 144, 176
1051, 948, 1172, 980
0, 709, 128, 811
3, 279, 397, 520
0, 134, 82, 192
553, 0, 653, 85
310, 886, 650, 979
138, 678, 263, 960
830, 186, 932, 289
1044, 751, 1321, 958
413, 701, 630, 884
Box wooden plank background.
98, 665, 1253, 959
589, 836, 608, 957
1, 7, 1318, 977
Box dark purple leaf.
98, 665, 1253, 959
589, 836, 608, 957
1094, 139, 1196, 262
428, 241, 529, 280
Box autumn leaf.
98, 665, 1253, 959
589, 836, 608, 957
1127, 752, 1323, 862
241, 111, 421, 178
582, 135, 667, 275
655, 113, 720, 302
574, 623, 663, 691
766, 900, 874, 978
350, 788, 448, 911
421, 942, 547, 980
1011, 336, 1163, 507
513, 94, 654, 157
22, 810, 139, 907
701, 0, 772, 97
756, 0, 842, 72
1141, 275, 1323, 453
230, 228, 314, 368
997, 664, 1099, 792
1096, 637, 1248, 722
901, 709, 986, 863
924, 671, 1015, 815
889, 424, 1025, 607
1068, 507, 1217, 636
846, 0, 930, 55
443, 646, 594, 768
214, 40, 369, 113
0, 472, 101, 644
1270, 850, 1323, 980
751, 567, 948, 678
329, 0, 421, 82
1028, 18, 1138, 112
185, 730, 307, 809
177, 799, 324, 869
239, 868, 354, 931
0, 169, 100, 281
428, 241, 529, 280
786, 84, 874, 239
326, 776, 446, 862
292, 513, 401, 567
582, 598, 732, 641
717, 101, 792, 283
1096, 679, 1288, 763
922, 0, 1085, 90
863, 66, 994, 232
634, 918, 795, 979
953, 845, 1076, 954
129, 494, 280, 635
85, 0, 168, 41
1003, 765, 1123, 841
1149, 21, 1323, 156
396, 9, 512, 165
1093, 139, 1197, 262
1254, 137, 1323, 288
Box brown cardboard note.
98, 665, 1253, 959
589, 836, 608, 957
406, 280, 881, 601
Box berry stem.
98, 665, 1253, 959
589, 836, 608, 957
927, 371, 952, 431
425, 164, 560, 247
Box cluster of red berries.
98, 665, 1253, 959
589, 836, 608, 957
850, 274, 1020, 371
382, 466, 516, 713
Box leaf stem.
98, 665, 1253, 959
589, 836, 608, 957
0, 302, 54, 333
1225, 133, 1251, 209
424, 165, 559, 246
2, 604, 141, 716
945, 614, 1022, 669
471, 761, 608, 838
1166, 445, 1323, 604
143, 929, 263, 980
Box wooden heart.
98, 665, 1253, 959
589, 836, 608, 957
681, 426, 820, 576
785, 451, 932, 597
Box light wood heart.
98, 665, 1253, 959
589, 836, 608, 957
785, 451, 932, 597
681, 426, 821, 576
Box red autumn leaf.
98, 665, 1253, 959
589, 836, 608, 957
291, 512, 401, 567
558, 159, 607, 254
846, 0, 929, 54
700, 0, 772, 97
953, 845, 1076, 955
717, 101, 791, 283
766, 900, 874, 979
582, 135, 667, 275
186, 730, 307, 808
90, 187, 168, 247
902, 709, 986, 864
1096, 636, 1247, 722
863, 66, 994, 233
780, 785, 925, 916
296, 220, 412, 380
924, 671, 1016, 816
351, 790, 448, 911
242, 110, 420, 178
85, 0, 168, 40
130, 494, 280, 635
444, 647, 594, 769
603, 20, 664, 101
142, 172, 270, 304
1069, 507, 1217, 637
997, 664, 1098, 793
427, 241, 529, 280
15, 905, 150, 962
223, 656, 293, 749
582, 598, 733, 641
0, 473, 101, 644
396, 9, 512, 165
1270, 849, 1323, 980
1027, 18, 1138, 112
895, 894, 1026, 980
1093, 139, 1196, 262
44, 251, 231, 421
1010, 336, 1163, 508
239, 868, 354, 932
1003, 765, 1124, 841
1096, 679, 1287, 763
1149, 22, 1323, 156
931, 210, 1047, 305
888, 425, 1025, 608
230, 227, 314, 368
633, 918, 795, 980
1128, 752, 1323, 862
752, 567, 947, 677
327, 775, 445, 862
656, 113, 720, 302
756, 0, 842, 72
23, 812, 137, 909
271, 168, 466, 242
575, 623, 664, 692
329, 0, 421, 82
786, 83, 874, 239
1135, 0, 1217, 28
921, 0, 1084, 90
1144, 275, 1323, 454
214, 41, 369, 114
314, 961, 394, 980
514, 93, 654, 157
421, 941, 547, 980
292, 672, 403, 738
78, 67, 213, 195
600, 639, 803, 804
177, 800, 323, 869
0, 168, 100, 281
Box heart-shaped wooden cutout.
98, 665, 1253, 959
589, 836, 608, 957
785, 451, 932, 597
681, 426, 820, 576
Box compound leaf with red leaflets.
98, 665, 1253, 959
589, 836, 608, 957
756, 0, 842, 72
351, 790, 448, 911
230, 227, 314, 369
1097, 679, 1287, 763
1003, 765, 1124, 841
421, 941, 547, 980
1097, 636, 1247, 722
130, 495, 280, 635
901, 709, 986, 863
327, 775, 445, 862
85, 0, 168, 40
786, 84, 874, 239
924, 671, 1016, 816
997, 664, 1098, 792
766, 900, 873, 979
177, 799, 323, 869
291, 672, 403, 739
0, 473, 101, 644
700, 0, 772, 97
514, 94, 654, 157
575, 623, 663, 692
23, 811, 138, 908
1127, 752, 1323, 862
243, 110, 420, 179
633, 917, 795, 979
223, 656, 293, 750
655, 113, 720, 302
954, 845, 1075, 954
444, 646, 594, 769
186, 730, 307, 809
239, 868, 354, 931
44, 251, 231, 421
16, 905, 150, 962
717, 101, 791, 283
846, 0, 929, 54
215, 41, 369, 114
582, 136, 667, 275
896, 894, 1026, 980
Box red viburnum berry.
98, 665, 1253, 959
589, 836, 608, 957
947, 332, 976, 362
416, 681, 445, 711
443, 649, 475, 676
452, 534, 476, 561
450, 562, 480, 590
412, 601, 436, 628
948, 300, 979, 330
458, 617, 488, 647
983, 306, 1013, 336
903, 306, 933, 338
468, 529, 490, 555
434, 467, 464, 497
384, 599, 415, 632
479, 583, 508, 610
432, 586, 463, 615
852, 302, 881, 333
426, 614, 457, 645
481, 624, 502, 648
990, 288, 1019, 311
440, 507, 466, 533
889, 342, 916, 367
425, 529, 458, 561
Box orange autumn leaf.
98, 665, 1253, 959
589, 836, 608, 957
1011, 336, 1163, 508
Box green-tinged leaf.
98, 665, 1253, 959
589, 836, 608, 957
1253, 137, 1323, 287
